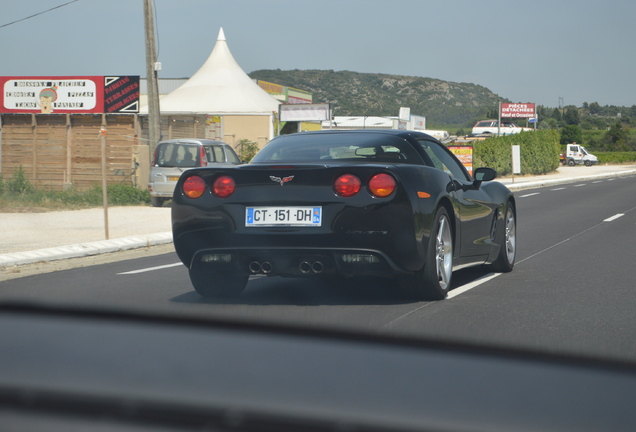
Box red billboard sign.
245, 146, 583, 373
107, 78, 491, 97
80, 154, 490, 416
104, 76, 140, 113
0, 76, 139, 114
448, 145, 473, 175
500, 103, 535, 118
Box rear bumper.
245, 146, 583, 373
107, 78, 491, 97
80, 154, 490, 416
148, 181, 177, 198
188, 247, 411, 279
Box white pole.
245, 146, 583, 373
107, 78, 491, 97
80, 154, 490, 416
100, 114, 110, 240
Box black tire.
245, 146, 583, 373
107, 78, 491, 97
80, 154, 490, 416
487, 202, 516, 273
150, 197, 164, 207
189, 267, 249, 298
400, 206, 453, 300
567, 159, 576, 166
584, 160, 592, 167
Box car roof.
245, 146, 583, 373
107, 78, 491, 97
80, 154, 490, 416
274, 129, 439, 141
157, 139, 228, 146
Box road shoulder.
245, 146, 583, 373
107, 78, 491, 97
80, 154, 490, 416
0, 244, 176, 283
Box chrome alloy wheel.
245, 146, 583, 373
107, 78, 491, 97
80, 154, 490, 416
504, 207, 516, 264
435, 215, 453, 291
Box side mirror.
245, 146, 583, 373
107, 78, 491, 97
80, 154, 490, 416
473, 167, 497, 182
471, 167, 498, 189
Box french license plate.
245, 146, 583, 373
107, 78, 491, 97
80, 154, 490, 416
246, 206, 322, 227
167, 176, 180, 182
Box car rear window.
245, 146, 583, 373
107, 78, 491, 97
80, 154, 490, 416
155, 143, 199, 168
204, 145, 225, 163
252, 133, 423, 164
476, 121, 493, 127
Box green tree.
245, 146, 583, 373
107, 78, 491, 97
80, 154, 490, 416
540, 118, 558, 130
564, 106, 580, 125
550, 108, 562, 122
603, 121, 629, 151
560, 125, 583, 144
588, 102, 601, 115
537, 105, 550, 121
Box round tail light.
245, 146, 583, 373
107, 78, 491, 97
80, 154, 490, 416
212, 175, 236, 198
368, 173, 396, 197
183, 175, 206, 199
334, 174, 361, 197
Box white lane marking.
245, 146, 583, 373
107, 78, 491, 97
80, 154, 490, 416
574, 183, 586, 187
117, 262, 182, 275
381, 272, 502, 328
551, 187, 566, 191
604, 213, 625, 222
447, 273, 501, 299
517, 209, 634, 265
592, 180, 603, 184
519, 192, 540, 198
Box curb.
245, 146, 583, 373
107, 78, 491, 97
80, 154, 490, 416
0, 232, 173, 268
503, 168, 636, 191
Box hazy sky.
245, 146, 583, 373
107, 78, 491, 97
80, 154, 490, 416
2, 0, 634, 109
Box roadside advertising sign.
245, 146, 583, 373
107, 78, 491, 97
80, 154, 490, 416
103, 76, 140, 113
500, 103, 535, 118
286, 87, 312, 105
279, 103, 330, 122
512, 145, 521, 174
448, 145, 473, 175
0, 76, 139, 114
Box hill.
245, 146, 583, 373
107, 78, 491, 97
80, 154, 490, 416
248, 69, 507, 126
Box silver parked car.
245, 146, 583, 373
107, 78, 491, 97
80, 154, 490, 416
148, 139, 241, 207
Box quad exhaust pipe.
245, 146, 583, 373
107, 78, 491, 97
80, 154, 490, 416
249, 260, 325, 274
249, 261, 273, 274
299, 261, 324, 274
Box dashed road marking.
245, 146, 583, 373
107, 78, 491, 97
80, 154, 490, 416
117, 262, 182, 275
604, 213, 625, 222
447, 273, 501, 299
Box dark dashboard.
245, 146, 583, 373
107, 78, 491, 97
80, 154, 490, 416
1, 303, 634, 432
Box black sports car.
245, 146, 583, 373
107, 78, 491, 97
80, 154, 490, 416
172, 129, 516, 300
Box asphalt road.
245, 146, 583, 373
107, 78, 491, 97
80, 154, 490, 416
1, 174, 635, 363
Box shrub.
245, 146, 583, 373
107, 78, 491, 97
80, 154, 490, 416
7, 166, 34, 194
473, 130, 561, 176
596, 152, 636, 164
236, 139, 260, 162
79, 183, 151, 206
1, 181, 150, 211
107, 183, 151, 205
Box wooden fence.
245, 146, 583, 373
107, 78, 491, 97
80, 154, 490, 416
1, 113, 238, 192
0, 113, 141, 191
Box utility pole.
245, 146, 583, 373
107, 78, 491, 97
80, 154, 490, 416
143, 0, 161, 157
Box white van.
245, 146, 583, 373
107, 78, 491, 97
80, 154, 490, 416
560, 143, 599, 167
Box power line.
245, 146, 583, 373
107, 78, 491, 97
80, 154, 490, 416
0, 0, 82, 29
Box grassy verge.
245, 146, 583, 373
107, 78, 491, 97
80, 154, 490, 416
595, 152, 636, 164
0, 167, 150, 212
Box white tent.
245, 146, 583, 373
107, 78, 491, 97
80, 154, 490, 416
141, 28, 279, 115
